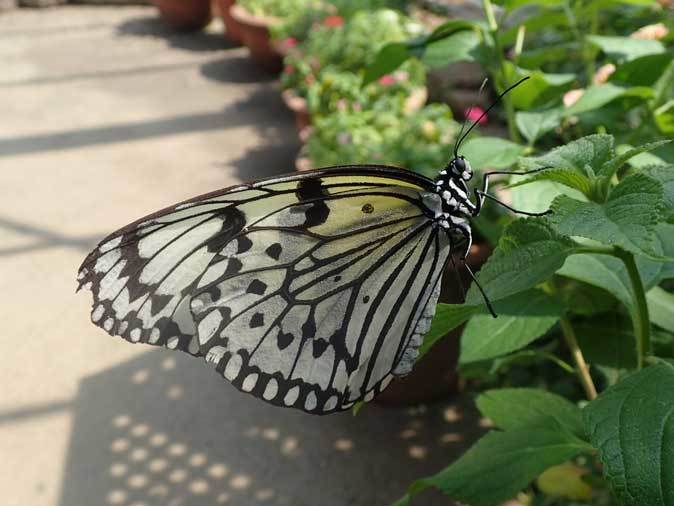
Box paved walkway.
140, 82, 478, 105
0, 6, 480, 506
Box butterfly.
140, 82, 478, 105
77, 78, 547, 414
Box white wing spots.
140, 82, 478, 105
224, 354, 243, 381
284, 386, 300, 406
324, 396, 338, 411
263, 379, 278, 400
188, 336, 200, 354
364, 390, 376, 402
173, 296, 196, 335
149, 328, 161, 344
91, 304, 105, 322
130, 328, 141, 342
94, 248, 121, 273
118, 321, 128, 334
332, 360, 349, 393
304, 391, 317, 411
242, 373, 258, 392
206, 346, 226, 365
77, 270, 86, 281
198, 310, 222, 346
97, 260, 129, 301
155, 245, 212, 296
138, 218, 222, 285
295, 257, 314, 270
221, 294, 287, 352
103, 318, 114, 332
112, 288, 148, 319
99, 236, 123, 254
167, 337, 180, 349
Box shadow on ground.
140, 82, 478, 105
116, 15, 238, 53
59, 348, 481, 506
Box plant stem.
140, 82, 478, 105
559, 314, 598, 400
614, 248, 651, 369
481, 0, 521, 143
563, 1, 594, 84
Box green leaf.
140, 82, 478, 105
655, 99, 674, 135
564, 83, 652, 117
476, 388, 585, 437
575, 315, 638, 369
510, 180, 587, 216
418, 303, 476, 359
637, 166, 674, 219
363, 43, 411, 85
588, 35, 665, 61
506, 65, 576, 110
548, 174, 664, 257
500, 0, 565, 10
583, 362, 674, 506
460, 137, 526, 170
422, 29, 481, 68
600, 140, 672, 178
610, 53, 674, 87
519, 133, 615, 176
655, 223, 674, 280
460, 291, 560, 363
647, 286, 674, 333
515, 107, 563, 145
508, 168, 592, 196
465, 218, 577, 306
397, 429, 592, 506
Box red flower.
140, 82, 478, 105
322, 15, 344, 27
378, 74, 396, 86
464, 106, 487, 125
283, 64, 295, 74
283, 37, 298, 48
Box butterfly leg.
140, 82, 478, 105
472, 166, 553, 217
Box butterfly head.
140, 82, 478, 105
448, 156, 473, 182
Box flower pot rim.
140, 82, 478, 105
281, 88, 308, 112
229, 4, 281, 28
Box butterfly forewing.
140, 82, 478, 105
78, 166, 450, 414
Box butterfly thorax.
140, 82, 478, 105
433, 156, 476, 230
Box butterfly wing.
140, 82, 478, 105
78, 166, 450, 413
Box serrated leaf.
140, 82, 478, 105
460, 137, 526, 170
518, 134, 615, 177
510, 180, 587, 216
637, 165, 674, 219
396, 429, 592, 506
600, 140, 672, 178
588, 35, 665, 60
476, 388, 585, 437
465, 218, 577, 306
460, 292, 560, 363
647, 286, 674, 333
575, 315, 638, 369
548, 173, 664, 257
583, 362, 674, 506
508, 168, 592, 196
516, 107, 563, 145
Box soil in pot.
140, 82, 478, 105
153, 0, 212, 31
216, 0, 243, 44
230, 4, 283, 73
375, 243, 492, 405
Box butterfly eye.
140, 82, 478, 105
453, 157, 466, 174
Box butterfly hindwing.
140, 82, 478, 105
78, 166, 450, 413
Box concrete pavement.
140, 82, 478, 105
0, 6, 480, 505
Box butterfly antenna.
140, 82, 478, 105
453, 78, 489, 158
455, 76, 530, 155
462, 260, 497, 318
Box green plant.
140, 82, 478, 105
306, 103, 458, 174
397, 134, 674, 506
237, 0, 314, 18
281, 8, 424, 97
366, 0, 674, 154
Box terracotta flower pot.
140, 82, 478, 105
376, 243, 492, 405
153, 0, 212, 31
216, 0, 243, 43
230, 4, 283, 73
282, 89, 311, 134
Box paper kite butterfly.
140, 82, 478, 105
77, 78, 548, 414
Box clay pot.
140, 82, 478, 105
282, 89, 311, 134
216, 0, 243, 43
153, 0, 212, 31
376, 243, 492, 405
230, 4, 283, 73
